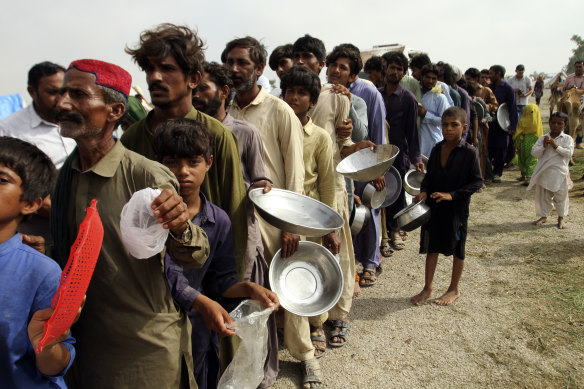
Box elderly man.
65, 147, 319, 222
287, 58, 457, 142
121, 23, 248, 279
51, 59, 209, 388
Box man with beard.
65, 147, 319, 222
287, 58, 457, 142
488, 65, 518, 183
51, 59, 209, 388
380, 51, 424, 252
223, 36, 305, 389
192, 61, 278, 388
419, 64, 451, 157
0, 61, 77, 251
121, 23, 248, 279
410, 54, 453, 106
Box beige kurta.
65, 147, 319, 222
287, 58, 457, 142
62, 141, 208, 389
302, 118, 336, 210
228, 87, 305, 262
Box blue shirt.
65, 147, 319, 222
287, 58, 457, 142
420, 90, 451, 158
490, 80, 518, 132
0, 234, 75, 388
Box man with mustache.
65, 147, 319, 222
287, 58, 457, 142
121, 24, 249, 280
51, 58, 209, 388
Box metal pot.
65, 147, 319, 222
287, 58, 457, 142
361, 183, 386, 209
350, 204, 371, 235
394, 201, 431, 232
403, 169, 426, 196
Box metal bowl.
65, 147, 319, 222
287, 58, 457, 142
394, 201, 431, 232
381, 166, 402, 208
269, 241, 344, 316
497, 102, 510, 132
361, 183, 386, 209
249, 188, 343, 237
403, 169, 426, 196
336, 144, 400, 182
349, 203, 371, 235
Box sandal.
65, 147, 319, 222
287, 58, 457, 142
359, 268, 377, 287
380, 242, 393, 258
328, 319, 350, 348
300, 358, 323, 389
310, 325, 326, 359
399, 230, 408, 241
390, 232, 405, 250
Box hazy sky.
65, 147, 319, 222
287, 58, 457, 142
1, 0, 582, 104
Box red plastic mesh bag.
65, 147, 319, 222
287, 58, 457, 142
36, 199, 104, 353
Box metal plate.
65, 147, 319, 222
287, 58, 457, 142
249, 188, 343, 237
336, 144, 400, 182
403, 169, 425, 196
381, 166, 402, 208
473, 100, 485, 123
362, 183, 386, 209
269, 241, 344, 316
497, 102, 510, 132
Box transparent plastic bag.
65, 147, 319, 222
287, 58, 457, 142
218, 300, 274, 389
120, 188, 169, 259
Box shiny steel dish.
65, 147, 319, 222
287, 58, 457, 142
381, 166, 402, 208
349, 204, 371, 235
394, 201, 431, 232
403, 169, 426, 196
497, 102, 510, 132
269, 241, 344, 316
249, 188, 343, 237
336, 144, 400, 182
361, 183, 386, 209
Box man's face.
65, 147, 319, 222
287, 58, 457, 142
465, 74, 478, 84
575, 62, 584, 76
192, 72, 223, 117
515, 69, 524, 78
161, 155, 212, 199
226, 46, 261, 94
410, 66, 422, 81
366, 70, 384, 86
480, 73, 490, 86
276, 57, 293, 79
384, 61, 406, 85
488, 69, 500, 84
293, 51, 324, 75
55, 69, 111, 139
326, 57, 355, 86
145, 54, 194, 108
421, 71, 438, 91
28, 71, 64, 122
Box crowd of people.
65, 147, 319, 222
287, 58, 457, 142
0, 23, 579, 389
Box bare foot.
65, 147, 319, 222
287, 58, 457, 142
353, 281, 361, 298
533, 217, 547, 226
557, 217, 567, 229
411, 288, 432, 306
434, 290, 460, 306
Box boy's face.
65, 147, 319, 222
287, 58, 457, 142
276, 57, 294, 79
326, 57, 355, 86
161, 155, 213, 198
293, 51, 324, 75
0, 163, 38, 225
549, 117, 566, 137
284, 85, 314, 119
441, 115, 466, 142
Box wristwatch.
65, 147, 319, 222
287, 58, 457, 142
170, 224, 192, 244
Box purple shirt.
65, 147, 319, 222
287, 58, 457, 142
381, 84, 421, 173
349, 78, 386, 145
454, 84, 472, 140
490, 80, 518, 132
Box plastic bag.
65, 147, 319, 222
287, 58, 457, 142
120, 188, 169, 259
218, 300, 274, 389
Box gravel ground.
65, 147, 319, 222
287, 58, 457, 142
272, 149, 584, 388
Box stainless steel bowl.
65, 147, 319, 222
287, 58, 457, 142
381, 166, 402, 208
336, 144, 400, 182
403, 169, 426, 196
249, 188, 343, 237
394, 201, 431, 232
350, 203, 371, 235
269, 241, 344, 316
361, 183, 386, 209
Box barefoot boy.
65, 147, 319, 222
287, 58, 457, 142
411, 107, 483, 306
0, 137, 76, 387
528, 112, 574, 229
155, 119, 279, 389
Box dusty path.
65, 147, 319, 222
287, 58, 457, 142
273, 101, 584, 388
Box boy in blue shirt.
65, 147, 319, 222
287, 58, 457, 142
0, 136, 76, 388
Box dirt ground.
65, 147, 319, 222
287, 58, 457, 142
272, 92, 584, 388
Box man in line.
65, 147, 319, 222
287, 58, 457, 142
464, 67, 499, 113
507, 64, 533, 119
380, 52, 424, 254
488, 65, 518, 183
364, 56, 385, 88
223, 36, 307, 388
0, 61, 77, 250
419, 64, 451, 157
121, 23, 248, 278
52, 59, 209, 388
410, 54, 454, 107
191, 61, 278, 388
268, 44, 294, 97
